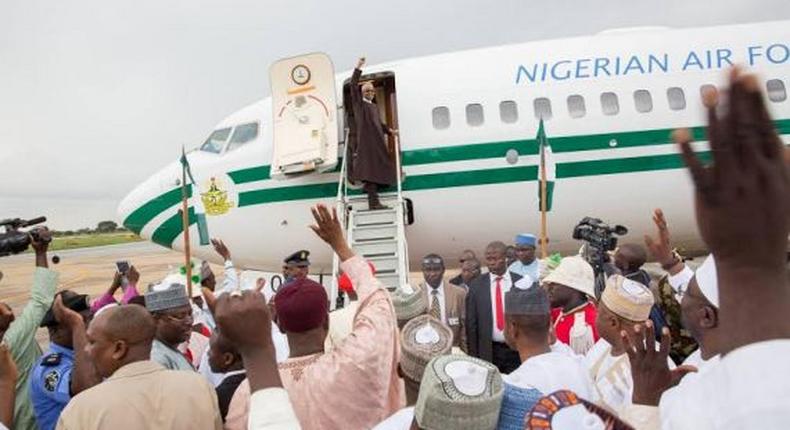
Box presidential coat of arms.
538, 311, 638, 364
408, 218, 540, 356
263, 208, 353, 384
201, 177, 234, 215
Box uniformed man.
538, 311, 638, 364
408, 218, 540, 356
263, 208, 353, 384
283, 250, 310, 284
30, 291, 94, 430
508, 233, 540, 282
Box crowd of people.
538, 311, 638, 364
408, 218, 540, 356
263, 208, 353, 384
0, 69, 788, 430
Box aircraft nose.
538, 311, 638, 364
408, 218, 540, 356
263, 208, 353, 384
117, 161, 183, 238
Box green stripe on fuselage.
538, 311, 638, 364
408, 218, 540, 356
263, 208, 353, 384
128, 119, 790, 244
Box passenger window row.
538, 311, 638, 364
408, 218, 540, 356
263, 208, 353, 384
431, 79, 787, 129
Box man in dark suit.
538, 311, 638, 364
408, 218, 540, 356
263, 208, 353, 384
465, 241, 523, 373
349, 57, 397, 210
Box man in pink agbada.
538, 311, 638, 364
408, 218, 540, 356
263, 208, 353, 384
225, 204, 403, 430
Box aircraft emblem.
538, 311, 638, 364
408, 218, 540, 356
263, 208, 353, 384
201, 177, 234, 216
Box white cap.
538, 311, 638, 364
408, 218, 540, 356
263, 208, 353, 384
542, 256, 595, 298
695, 255, 718, 308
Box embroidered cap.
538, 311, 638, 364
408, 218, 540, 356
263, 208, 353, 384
391, 288, 428, 326
415, 355, 504, 430
400, 315, 454, 382
600, 275, 654, 322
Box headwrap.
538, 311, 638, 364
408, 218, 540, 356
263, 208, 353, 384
542, 256, 595, 298
400, 315, 453, 382
415, 354, 504, 430
274, 278, 328, 333
694, 255, 718, 308
601, 275, 654, 321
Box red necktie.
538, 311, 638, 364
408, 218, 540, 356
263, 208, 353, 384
495, 276, 504, 331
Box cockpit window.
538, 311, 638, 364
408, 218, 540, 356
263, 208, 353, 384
227, 122, 259, 152
200, 127, 231, 153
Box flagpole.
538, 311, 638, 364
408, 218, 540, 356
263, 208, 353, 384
539, 140, 548, 259
180, 147, 193, 297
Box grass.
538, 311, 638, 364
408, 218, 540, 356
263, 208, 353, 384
48, 232, 144, 251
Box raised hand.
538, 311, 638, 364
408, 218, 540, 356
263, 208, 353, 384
356, 57, 366, 69
675, 68, 789, 273
309, 204, 354, 262
211, 239, 232, 262
621, 321, 697, 406
126, 265, 140, 286
203, 289, 270, 348
644, 209, 677, 268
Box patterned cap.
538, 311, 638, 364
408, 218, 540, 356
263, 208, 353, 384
601, 275, 654, 321
391, 288, 428, 325
415, 354, 504, 430
504, 283, 549, 316
145, 281, 190, 313
515, 234, 537, 247
400, 315, 454, 382
497, 384, 542, 430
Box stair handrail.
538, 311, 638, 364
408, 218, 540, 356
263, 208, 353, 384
394, 133, 403, 206
329, 128, 351, 310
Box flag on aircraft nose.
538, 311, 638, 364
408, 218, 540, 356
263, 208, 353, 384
537, 119, 555, 212
180, 149, 210, 246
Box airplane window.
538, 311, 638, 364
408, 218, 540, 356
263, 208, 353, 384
432, 106, 451, 130
466, 103, 484, 127
667, 87, 686, 111
767, 79, 787, 102
200, 127, 232, 153
533, 98, 552, 120
634, 90, 653, 113
499, 101, 518, 124
227, 122, 259, 152
567, 95, 586, 119
700, 84, 718, 103
601, 92, 619, 116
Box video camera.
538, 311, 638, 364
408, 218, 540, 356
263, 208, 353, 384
0, 217, 50, 257
572, 217, 628, 298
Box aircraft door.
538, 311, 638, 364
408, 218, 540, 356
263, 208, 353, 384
270, 53, 339, 178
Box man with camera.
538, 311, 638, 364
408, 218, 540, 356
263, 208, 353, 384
0, 227, 59, 430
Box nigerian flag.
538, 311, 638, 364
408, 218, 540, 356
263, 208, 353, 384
537, 119, 556, 212
180, 149, 210, 245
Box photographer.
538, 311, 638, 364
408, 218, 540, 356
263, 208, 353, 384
0, 228, 59, 430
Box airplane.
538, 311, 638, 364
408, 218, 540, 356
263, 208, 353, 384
118, 20, 789, 293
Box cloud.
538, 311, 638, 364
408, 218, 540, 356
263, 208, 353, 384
0, 0, 788, 228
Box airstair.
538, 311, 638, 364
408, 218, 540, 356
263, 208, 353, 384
330, 132, 410, 308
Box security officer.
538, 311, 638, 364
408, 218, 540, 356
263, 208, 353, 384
30, 291, 91, 430
283, 250, 310, 285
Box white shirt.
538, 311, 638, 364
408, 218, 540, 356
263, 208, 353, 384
658, 341, 790, 430
504, 351, 593, 399
371, 407, 415, 430
425, 282, 447, 323
489, 272, 513, 342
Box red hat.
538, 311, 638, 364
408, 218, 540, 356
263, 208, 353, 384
274, 278, 329, 333
337, 262, 376, 294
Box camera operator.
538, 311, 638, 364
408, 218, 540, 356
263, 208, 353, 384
0, 227, 59, 430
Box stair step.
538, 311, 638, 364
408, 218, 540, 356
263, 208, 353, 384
366, 255, 400, 273
353, 209, 399, 227
353, 239, 398, 258
353, 224, 397, 242
346, 192, 399, 203
375, 272, 400, 290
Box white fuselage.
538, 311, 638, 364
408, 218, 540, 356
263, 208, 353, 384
118, 20, 790, 274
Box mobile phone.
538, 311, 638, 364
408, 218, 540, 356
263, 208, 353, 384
116, 261, 130, 274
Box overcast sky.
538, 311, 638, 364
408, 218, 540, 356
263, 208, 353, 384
1, 0, 788, 230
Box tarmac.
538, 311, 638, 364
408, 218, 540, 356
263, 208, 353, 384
0, 242, 192, 346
